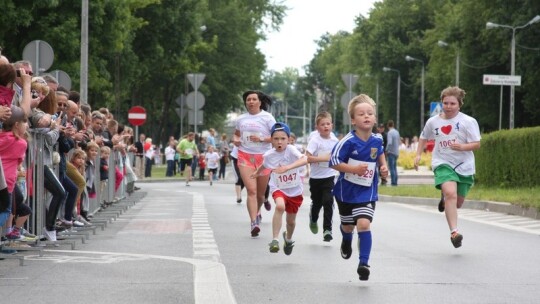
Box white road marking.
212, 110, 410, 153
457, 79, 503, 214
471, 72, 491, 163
393, 203, 540, 235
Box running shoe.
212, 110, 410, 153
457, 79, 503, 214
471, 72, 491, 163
6, 228, 25, 241
450, 231, 463, 248
357, 264, 371, 281
268, 240, 279, 253
282, 231, 295, 255
438, 193, 445, 212
309, 221, 318, 234
251, 222, 260, 237
323, 230, 333, 242
264, 199, 271, 211
236, 198, 242, 204
340, 238, 352, 259
20, 228, 37, 238
42, 228, 57, 242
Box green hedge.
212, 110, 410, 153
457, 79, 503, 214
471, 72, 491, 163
475, 127, 540, 188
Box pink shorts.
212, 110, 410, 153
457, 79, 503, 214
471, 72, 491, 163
237, 150, 271, 175
272, 190, 303, 214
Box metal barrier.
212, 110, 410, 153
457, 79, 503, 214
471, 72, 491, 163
21, 131, 126, 238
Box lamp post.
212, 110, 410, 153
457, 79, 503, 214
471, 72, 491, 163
486, 15, 540, 129
437, 40, 460, 86
405, 55, 425, 131
383, 67, 401, 130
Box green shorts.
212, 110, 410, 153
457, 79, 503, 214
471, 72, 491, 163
434, 164, 474, 197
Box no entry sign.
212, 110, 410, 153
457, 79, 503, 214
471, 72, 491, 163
128, 106, 147, 126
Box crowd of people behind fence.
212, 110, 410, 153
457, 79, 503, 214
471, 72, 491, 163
0, 55, 140, 251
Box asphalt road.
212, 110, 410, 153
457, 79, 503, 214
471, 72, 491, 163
2, 180, 540, 304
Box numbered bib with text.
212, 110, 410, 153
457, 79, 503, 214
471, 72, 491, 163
274, 168, 301, 189
242, 131, 263, 148
436, 134, 458, 152
344, 159, 376, 187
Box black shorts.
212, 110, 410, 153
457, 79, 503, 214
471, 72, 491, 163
180, 158, 193, 171
336, 200, 376, 225
208, 168, 217, 174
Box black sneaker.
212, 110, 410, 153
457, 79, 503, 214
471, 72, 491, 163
438, 193, 445, 212
282, 231, 295, 255
340, 238, 352, 259
450, 232, 463, 248
357, 264, 370, 281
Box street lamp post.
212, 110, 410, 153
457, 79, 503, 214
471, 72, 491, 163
437, 40, 460, 86
405, 55, 425, 131
486, 15, 540, 129
383, 67, 401, 130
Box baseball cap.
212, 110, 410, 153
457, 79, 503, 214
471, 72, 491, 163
270, 122, 291, 137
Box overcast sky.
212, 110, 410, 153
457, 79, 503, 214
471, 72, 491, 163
258, 0, 378, 74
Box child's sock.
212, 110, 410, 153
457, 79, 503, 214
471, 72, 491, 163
358, 230, 372, 265
340, 225, 353, 241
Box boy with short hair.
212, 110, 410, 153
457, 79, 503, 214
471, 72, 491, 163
306, 111, 338, 242
330, 94, 388, 281
251, 122, 307, 255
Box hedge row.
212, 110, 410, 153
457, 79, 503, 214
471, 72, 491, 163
475, 126, 540, 188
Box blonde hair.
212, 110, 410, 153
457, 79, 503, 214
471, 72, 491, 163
85, 141, 99, 153
31, 77, 50, 96
348, 94, 376, 119
315, 111, 332, 126
440, 86, 466, 106
100, 146, 111, 155
71, 149, 87, 162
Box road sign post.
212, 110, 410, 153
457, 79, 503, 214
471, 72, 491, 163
483, 74, 521, 129
187, 73, 205, 133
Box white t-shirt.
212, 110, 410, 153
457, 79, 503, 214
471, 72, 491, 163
263, 145, 305, 198
235, 110, 276, 154
165, 146, 176, 161
205, 152, 220, 169
420, 112, 481, 175
307, 132, 339, 179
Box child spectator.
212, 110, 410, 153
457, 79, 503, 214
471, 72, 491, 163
306, 111, 339, 242
0, 106, 29, 240
329, 94, 388, 281
251, 123, 307, 255
205, 145, 220, 186
165, 139, 176, 177
83, 141, 99, 221
69, 148, 88, 225
198, 151, 206, 181
100, 146, 111, 207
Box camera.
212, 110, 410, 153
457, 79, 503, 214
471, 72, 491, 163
31, 90, 38, 99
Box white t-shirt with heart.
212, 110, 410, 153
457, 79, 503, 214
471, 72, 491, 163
420, 112, 481, 175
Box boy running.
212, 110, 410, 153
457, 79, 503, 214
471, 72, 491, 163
251, 123, 307, 255
306, 111, 338, 242
330, 94, 388, 281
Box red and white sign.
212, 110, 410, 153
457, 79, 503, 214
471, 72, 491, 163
128, 106, 147, 126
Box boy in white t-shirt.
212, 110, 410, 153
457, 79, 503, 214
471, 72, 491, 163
251, 123, 307, 255
205, 146, 220, 186
306, 111, 339, 242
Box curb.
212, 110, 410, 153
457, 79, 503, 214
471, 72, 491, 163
378, 195, 540, 220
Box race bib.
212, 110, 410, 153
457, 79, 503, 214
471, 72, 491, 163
318, 149, 332, 167
436, 134, 458, 152
274, 168, 301, 189
185, 148, 193, 156
344, 159, 376, 187
242, 131, 263, 148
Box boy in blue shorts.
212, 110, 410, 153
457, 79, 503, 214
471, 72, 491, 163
330, 94, 388, 281
251, 122, 307, 255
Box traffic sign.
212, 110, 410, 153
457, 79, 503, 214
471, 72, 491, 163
187, 73, 205, 90
49, 70, 71, 91
186, 91, 205, 109
483, 74, 521, 86
22, 40, 54, 76
128, 106, 147, 126
430, 102, 442, 117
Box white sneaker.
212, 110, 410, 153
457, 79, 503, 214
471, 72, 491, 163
72, 220, 85, 227
77, 215, 91, 226
43, 228, 57, 242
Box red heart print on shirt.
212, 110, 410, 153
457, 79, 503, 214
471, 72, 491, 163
441, 125, 452, 135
